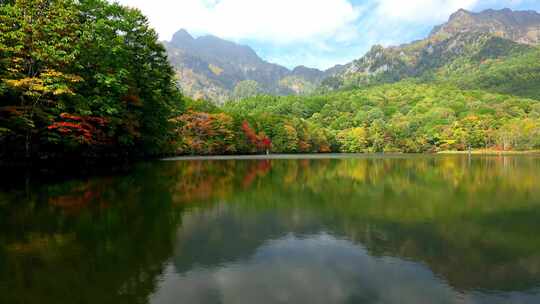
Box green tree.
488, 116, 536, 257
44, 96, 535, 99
0, 0, 82, 157
233, 80, 261, 100
0, 0, 184, 161
337, 127, 368, 153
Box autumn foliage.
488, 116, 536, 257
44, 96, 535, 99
241, 121, 272, 152
0, 0, 181, 161
47, 113, 109, 145
168, 99, 333, 155
171, 111, 237, 155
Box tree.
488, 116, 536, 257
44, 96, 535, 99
242, 121, 271, 153
272, 123, 299, 153
233, 80, 261, 100
76, 0, 182, 155
337, 127, 368, 153
0, 0, 184, 161
0, 0, 82, 157
171, 111, 236, 155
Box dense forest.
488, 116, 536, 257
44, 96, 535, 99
173, 23, 540, 154
1, 0, 540, 162
0, 0, 183, 162
178, 81, 540, 154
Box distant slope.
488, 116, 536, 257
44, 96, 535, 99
431, 8, 540, 45
223, 80, 540, 152
324, 8, 540, 99
171, 7, 540, 155
165, 30, 337, 103
432, 42, 540, 99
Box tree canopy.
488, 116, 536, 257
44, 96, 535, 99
0, 0, 183, 161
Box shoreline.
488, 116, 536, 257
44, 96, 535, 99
162, 153, 400, 161
162, 151, 540, 161
437, 150, 540, 155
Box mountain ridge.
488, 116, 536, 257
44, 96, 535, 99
325, 7, 540, 92
165, 29, 340, 103
167, 8, 540, 102
430, 8, 540, 44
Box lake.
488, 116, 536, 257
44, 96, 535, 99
1, 155, 540, 304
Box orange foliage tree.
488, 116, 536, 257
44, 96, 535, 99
46, 113, 110, 148
171, 111, 237, 155
242, 121, 272, 153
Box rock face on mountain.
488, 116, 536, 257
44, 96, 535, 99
325, 8, 540, 90
431, 8, 540, 44
167, 8, 540, 101
165, 30, 333, 103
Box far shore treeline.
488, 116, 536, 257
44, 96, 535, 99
1, 0, 540, 164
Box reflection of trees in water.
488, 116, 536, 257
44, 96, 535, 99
171, 199, 540, 293
159, 234, 467, 304
46, 178, 115, 214
165, 156, 540, 292
157, 160, 274, 203
241, 160, 271, 188
0, 165, 183, 304
1, 156, 540, 303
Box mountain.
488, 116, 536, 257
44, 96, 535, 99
431, 8, 540, 45
325, 8, 540, 98
165, 30, 335, 103
167, 8, 540, 103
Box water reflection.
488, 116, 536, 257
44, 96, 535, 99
155, 233, 540, 304
1, 155, 540, 303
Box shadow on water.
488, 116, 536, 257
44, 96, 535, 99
1, 155, 540, 303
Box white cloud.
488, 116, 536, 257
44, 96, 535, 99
114, 0, 361, 43
150, 233, 540, 303
114, 0, 540, 69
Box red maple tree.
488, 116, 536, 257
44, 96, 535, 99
242, 121, 271, 153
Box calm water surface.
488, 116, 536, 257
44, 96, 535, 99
1, 155, 540, 304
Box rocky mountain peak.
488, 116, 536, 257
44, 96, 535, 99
169, 29, 264, 66
196, 34, 261, 64
165, 29, 330, 103
448, 8, 472, 21
328, 8, 540, 92
430, 8, 540, 45
171, 29, 194, 47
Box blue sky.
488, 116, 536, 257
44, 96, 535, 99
116, 0, 540, 70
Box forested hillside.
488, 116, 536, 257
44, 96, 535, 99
324, 8, 540, 93
0, 0, 183, 162
168, 8, 540, 155
433, 43, 540, 99
171, 83, 540, 155
322, 34, 540, 100
1, 3, 540, 161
